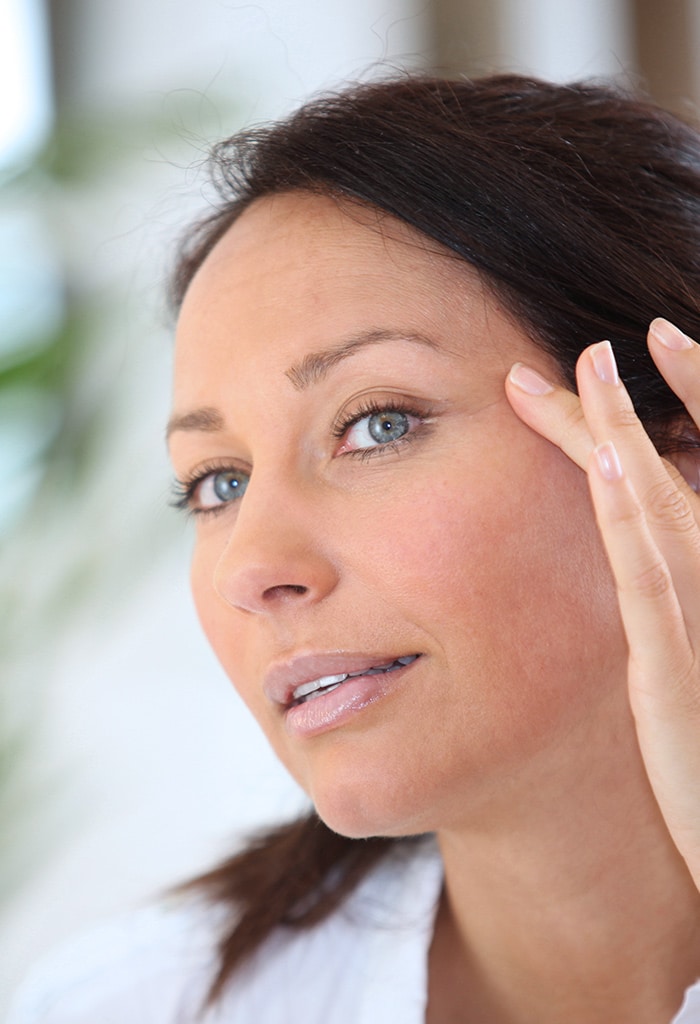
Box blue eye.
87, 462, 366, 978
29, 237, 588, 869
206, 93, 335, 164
342, 407, 414, 452
367, 410, 410, 442
171, 466, 250, 516
198, 468, 249, 509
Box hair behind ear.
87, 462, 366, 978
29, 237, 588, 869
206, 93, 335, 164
177, 812, 419, 1006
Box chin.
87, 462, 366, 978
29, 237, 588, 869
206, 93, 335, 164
312, 800, 425, 841
303, 759, 438, 841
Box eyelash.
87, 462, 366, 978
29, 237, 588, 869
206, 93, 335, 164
331, 397, 428, 459
170, 460, 242, 518
171, 399, 429, 517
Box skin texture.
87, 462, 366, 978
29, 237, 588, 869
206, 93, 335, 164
171, 192, 626, 834
170, 192, 700, 1023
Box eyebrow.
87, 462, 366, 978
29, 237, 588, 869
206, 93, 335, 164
166, 406, 225, 440
285, 328, 441, 390
166, 328, 440, 440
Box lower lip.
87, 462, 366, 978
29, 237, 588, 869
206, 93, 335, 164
284, 660, 419, 738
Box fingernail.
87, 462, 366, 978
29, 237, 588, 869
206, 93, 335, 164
509, 363, 555, 396
649, 318, 694, 350
595, 441, 623, 482
591, 341, 620, 385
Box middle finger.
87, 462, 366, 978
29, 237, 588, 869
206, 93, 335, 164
577, 340, 700, 613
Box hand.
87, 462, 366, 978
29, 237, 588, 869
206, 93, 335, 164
506, 319, 700, 888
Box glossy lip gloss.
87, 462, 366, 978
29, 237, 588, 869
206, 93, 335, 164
264, 652, 422, 738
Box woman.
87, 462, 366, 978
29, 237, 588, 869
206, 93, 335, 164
9, 74, 700, 1023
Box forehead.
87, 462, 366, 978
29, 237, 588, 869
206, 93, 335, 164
171, 191, 533, 419
178, 190, 481, 329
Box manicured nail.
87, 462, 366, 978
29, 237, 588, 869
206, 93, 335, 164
649, 317, 694, 350
591, 341, 619, 385
509, 363, 555, 396
595, 441, 623, 482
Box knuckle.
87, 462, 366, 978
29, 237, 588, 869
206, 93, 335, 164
608, 404, 640, 433
609, 500, 645, 532
642, 479, 696, 533
627, 559, 673, 600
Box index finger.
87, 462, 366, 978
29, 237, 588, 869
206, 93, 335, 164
647, 318, 700, 432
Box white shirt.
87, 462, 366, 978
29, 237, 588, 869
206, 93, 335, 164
7, 841, 700, 1023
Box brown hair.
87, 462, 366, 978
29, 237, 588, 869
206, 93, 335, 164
172, 73, 700, 1004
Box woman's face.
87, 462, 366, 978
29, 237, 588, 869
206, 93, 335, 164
170, 192, 627, 839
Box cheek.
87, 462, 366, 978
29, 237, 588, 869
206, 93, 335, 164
351, 440, 623, 710
349, 443, 597, 603
307, 448, 626, 833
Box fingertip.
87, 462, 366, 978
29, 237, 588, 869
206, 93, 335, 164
508, 363, 555, 397
590, 340, 620, 386
649, 318, 694, 351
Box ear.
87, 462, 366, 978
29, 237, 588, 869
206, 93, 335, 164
659, 415, 700, 494
671, 449, 700, 493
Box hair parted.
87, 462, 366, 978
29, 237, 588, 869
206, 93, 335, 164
172, 72, 700, 1005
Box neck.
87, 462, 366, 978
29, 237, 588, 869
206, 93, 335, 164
429, 730, 700, 1024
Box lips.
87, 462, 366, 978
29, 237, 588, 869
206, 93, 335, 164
291, 655, 419, 705
264, 652, 422, 709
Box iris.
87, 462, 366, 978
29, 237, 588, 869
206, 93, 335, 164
368, 410, 409, 443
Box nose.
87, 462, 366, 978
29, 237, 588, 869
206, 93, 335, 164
211, 481, 339, 615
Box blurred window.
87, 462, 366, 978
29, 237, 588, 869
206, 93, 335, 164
0, 0, 52, 167
0, 0, 59, 532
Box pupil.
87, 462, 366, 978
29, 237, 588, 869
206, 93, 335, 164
368, 410, 409, 443
214, 471, 247, 502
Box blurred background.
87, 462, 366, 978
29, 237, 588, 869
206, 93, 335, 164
1, 0, 699, 1009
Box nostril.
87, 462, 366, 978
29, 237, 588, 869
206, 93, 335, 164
262, 583, 309, 600
213, 543, 338, 612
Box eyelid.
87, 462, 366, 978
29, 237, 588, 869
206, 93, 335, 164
332, 395, 435, 457
170, 458, 250, 517
331, 391, 436, 437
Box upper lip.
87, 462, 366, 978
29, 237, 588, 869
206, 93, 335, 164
264, 651, 419, 707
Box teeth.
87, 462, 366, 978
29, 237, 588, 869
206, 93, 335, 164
291, 655, 419, 704
355, 662, 394, 677
293, 673, 347, 700
303, 682, 344, 702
